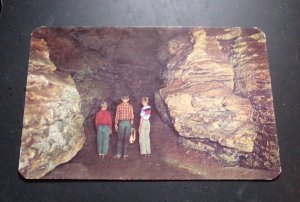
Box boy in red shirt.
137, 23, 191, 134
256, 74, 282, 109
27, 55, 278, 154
95, 101, 112, 159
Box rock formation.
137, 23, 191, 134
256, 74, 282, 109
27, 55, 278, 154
155, 28, 280, 170
19, 37, 85, 179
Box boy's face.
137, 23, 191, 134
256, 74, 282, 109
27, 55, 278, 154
142, 101, 148, 106
101, 105, 107, 110
122, 98, 129, 102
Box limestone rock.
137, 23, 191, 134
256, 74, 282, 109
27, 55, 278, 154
19, 38, 85, 179
155, 28, 280, 170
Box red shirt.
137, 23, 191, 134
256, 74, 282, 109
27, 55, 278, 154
95, 110, 112, 130
115, 102, 134, 125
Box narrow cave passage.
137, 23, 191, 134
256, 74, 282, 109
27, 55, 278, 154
40, 27, 205, 179
70, 62, 166, 166
61, 28, 168, 165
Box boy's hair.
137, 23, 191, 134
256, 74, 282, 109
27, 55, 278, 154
121, 95, 129, 100
100, 101, 107, 108
142, 97, 149, 103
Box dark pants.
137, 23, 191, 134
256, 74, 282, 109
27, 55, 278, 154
97, 125, 110, 155
116, 120, 131, 156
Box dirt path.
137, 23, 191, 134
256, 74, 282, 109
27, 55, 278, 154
44, 114, 278, 180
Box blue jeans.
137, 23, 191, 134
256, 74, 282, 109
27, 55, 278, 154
116, 120, 131, 156
97, 125, 110, 155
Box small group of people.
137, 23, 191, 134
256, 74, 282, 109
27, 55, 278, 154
95, 95, 151, 160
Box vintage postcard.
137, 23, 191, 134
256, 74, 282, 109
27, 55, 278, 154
19, 27, 281, 180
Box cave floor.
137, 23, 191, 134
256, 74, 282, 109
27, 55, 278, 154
44, 114, 278, 180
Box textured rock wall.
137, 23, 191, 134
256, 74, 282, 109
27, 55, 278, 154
19, 37, 85, 179
155, 28, 280, 170
223, 28, 281, 170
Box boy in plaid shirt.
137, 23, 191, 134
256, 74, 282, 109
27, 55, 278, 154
114, 95, 134, 159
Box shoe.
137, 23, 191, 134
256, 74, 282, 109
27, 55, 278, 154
113, 155, 121, 159
123, 155, 129, 160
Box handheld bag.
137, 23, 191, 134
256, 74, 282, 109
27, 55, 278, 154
129, 128, 136, 144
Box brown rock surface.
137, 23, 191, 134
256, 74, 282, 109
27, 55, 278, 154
19, 37, 85, 179
155, 28, 280, 170
226, 28, 280, 170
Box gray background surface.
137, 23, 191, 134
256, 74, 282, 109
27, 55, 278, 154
0, 0, 299, 201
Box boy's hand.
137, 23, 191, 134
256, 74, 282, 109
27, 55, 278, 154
131, 120, 133, 125
109, 129, 112, 135
115, 125, 118, 131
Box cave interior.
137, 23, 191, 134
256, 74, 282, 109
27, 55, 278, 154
34, 27, 189, 162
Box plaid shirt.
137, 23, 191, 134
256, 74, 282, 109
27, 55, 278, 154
115, 102, 134, 125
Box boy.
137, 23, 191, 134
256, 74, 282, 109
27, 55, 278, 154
114, 95, 134, 159
95, 101, 112, 159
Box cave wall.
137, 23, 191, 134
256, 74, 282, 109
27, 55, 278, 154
19, 37, 85, 179
155, 28, 280, 171
224, 29, 280, 170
